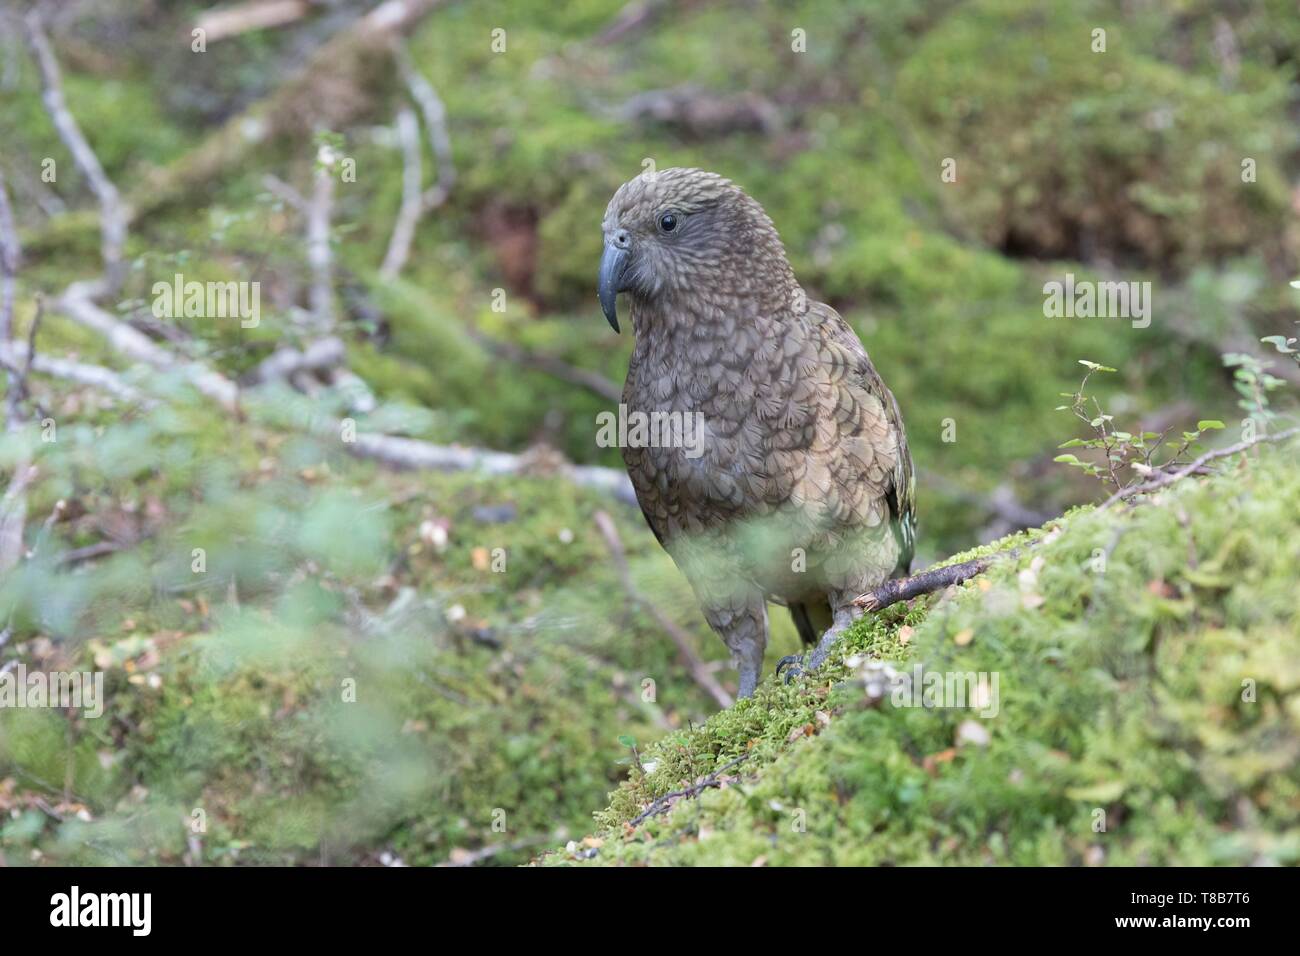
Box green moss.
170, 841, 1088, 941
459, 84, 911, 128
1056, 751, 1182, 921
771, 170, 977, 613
545, 445, 1300, 866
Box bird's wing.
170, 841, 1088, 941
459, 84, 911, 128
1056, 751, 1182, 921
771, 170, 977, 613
807, 299, 916, 577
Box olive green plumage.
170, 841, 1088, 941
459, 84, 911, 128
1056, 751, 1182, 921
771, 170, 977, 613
599, 168, 914, 698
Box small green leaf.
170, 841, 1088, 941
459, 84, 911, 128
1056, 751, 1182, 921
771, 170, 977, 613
617, 735, 637, 749
1196, 420, 1224, 431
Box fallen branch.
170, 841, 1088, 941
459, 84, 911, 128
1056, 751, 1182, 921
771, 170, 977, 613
248, 336, 346, 385
0, 342, 146, 405
24, 12, 127, 298
852, 550, 1019, 613
593, 509, 733, 709
344, 432, 636, 503
393, 39, 455, 212
628, 752, 749, 828
54, 291, 240, 412
378, 107, 424, 280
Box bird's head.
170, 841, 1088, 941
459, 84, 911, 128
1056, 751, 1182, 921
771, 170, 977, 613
598, 167, 792, 333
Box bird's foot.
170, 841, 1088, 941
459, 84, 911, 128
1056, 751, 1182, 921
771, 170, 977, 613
775, 653, 806, 684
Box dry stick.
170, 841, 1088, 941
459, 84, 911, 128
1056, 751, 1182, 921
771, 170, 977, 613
343, 429, 637, 501
393, 39, 455, 212
628, 752, 749, 828
853, 550, 1018, 613
378, 107, 424, 280
593, 510, 734, 709
23, 12, 126, 299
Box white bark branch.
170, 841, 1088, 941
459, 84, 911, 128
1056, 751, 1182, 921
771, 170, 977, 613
24, 12, 127, 298
379, 107, 424, 280
54, 290, 240, 412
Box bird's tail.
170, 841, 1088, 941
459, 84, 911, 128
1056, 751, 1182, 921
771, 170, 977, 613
789, 598, 834, 646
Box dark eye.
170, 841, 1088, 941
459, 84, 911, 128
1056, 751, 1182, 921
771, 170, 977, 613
657, 212, 678, 233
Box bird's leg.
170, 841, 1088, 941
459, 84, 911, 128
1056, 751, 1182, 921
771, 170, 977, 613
779, 604, 862, 683
703, 600, 769, 699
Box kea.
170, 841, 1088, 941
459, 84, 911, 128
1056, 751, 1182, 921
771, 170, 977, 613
598, 167, 915, 699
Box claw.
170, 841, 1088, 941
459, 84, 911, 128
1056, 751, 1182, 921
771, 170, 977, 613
776, 654, 805, 683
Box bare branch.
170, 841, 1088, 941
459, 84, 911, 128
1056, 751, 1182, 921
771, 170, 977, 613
24, 11, 127, 298
594, 510, 734, 709
627, 753, 749, 828
54, 290, 240, 412
393, 40, 455, 211
379, 107, 424, 280
0, 341, 147, 405
852, 551, 1018, 613
343, 431, 637, 504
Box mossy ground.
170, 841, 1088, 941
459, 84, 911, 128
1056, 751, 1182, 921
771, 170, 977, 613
542, 449, 1300, 866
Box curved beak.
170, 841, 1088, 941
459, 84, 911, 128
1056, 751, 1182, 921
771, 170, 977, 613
598, 243, 629, 334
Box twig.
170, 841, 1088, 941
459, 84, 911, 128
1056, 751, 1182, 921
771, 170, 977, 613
1098, 426, 1300, 511
628, 752, 749, 828
852, 550, 1019, 613
0, 340, 148, 405
378, 107, 424, 280
593, 510, 734, 709
24, 12, 127, 298
393, 39, 455, 212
